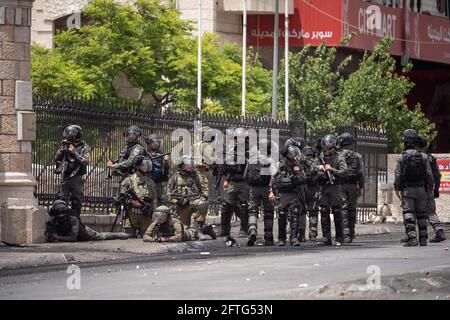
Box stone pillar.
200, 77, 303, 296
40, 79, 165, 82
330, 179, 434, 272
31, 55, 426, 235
0, 0, 47, 244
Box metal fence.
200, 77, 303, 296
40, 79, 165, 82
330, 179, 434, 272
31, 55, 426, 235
32, 96, 387, 222
32, 95, 305, 215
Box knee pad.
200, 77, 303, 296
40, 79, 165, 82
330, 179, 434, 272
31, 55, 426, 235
239, 201, 248, 212
279, 210, 287, 219
403, 212, 415, 224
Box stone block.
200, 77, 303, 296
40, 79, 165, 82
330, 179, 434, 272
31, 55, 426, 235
0, 154, 9, 171
15, 7, 21, 26
17, 111, 36, 141
21, 141, 31, 153
2, 80, 15, 96
5, 7, 15, 25
0, 134, 21, 152
2, 41, 27, 60
14, 25, 30, 43
0, 114, 17, 134
8, 153, 32, 172
0, 25, 14, 41
0, 60, 19, 79
15, 80, 32, 110
19, 60, 31, 81
0, 205, 48, 244
0, 96, 15, 114
0, 7, 5, 25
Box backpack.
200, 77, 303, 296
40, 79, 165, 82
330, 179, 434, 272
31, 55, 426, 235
149, 151, 169, 183
246, 161, 271, 186
343, 150, 360, 182
402, 151, 426, 185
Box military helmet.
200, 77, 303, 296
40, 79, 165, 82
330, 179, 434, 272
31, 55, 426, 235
152, 206, 171, 224
303, 146, 316, 157
337, 132, 354, 147
49, 199, 71, 217
285, 146, 301, 160
63, 125, 82, 141
145, 134, 162, 145
201, 126, 216, 142
292, 137, 306, 149
234, 127, 249, 143
127, 126, 142, 137
401, 129, 419, 144
321, 134, 338, 149
133, 156, 152, 172
177, 155, 195, 167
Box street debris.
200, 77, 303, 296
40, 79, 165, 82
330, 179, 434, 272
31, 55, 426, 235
298, 283, 309, 288
259, 270, 266, 276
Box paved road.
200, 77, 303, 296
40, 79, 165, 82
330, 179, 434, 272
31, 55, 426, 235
0, 232, 449, 300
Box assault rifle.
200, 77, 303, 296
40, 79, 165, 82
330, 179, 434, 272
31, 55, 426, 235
54, 139, 75, 180
318, 153, 335, 185
111, 188, 152, 232
171, 191, 202, 205
107, 152, 171, 180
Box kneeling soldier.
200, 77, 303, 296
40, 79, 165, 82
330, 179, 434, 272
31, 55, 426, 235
143, 206, 216, 242
45, 200, 128, 242
120, 156, 158, 237
166, 156, 210, 240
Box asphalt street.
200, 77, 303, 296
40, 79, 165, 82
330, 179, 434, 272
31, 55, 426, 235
0, 231, 449, 300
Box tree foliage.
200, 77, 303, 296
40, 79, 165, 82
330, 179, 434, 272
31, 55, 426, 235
278, 37, 436, 152
31, 0, 272, 115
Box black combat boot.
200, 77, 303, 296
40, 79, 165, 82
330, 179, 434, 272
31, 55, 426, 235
430, 230, 446, 243
278, 211, 287, 246
202, 224, 217, 240
419, 237, 427, 246
219, 205, 233, 237
403, 237, 418, 247
263, 217, 274, 246
290, 236, 300, 246
247, 229, 257, 246
298, 228, 306, 242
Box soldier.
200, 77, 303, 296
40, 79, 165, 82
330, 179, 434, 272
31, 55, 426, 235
145, 134, 171, 205
166, 156, 211, 240
416, 135, 446, 243
143, 206, 216, 243
337, 132, 365, 243
303, 146, 320, 241
54, 125, 91, 219
270, 146, 307, 246
284, 137, 308, 242
107, 126, 146, 180
192, 126, 218, 188
45, 200, 128, 242
120, 156, 158, 237
220, 128, 251, 241
313, 134, 348, 246
394, 129, 434, 247
244, 139, 278, 246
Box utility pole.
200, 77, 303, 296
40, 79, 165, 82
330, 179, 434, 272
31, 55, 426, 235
197, 0, 202, 113
284, 0, 289, 123
271, 0, 280, 121
242, 0, 247, 117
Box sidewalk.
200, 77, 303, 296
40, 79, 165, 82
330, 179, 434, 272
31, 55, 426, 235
0, 222, 402, 272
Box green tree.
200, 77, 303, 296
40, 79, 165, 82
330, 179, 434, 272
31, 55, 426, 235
278, 37, 436, 152
31, 0, 272, 115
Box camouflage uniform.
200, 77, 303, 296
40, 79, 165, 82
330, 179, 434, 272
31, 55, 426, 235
166, 169, 209, 226
112, 142, 146, 181
54, 141, 91, 218
192, 140, 218, 190
143, 216, 198, 242
120, 172, 158, 237
340, 149, 365, 242
147, 149, 171, 205
394, 149, 434, 245
313, 150, 348, 244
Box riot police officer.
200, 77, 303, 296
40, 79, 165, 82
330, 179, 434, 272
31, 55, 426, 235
219, 128, 251, 241
416, 136, 446, 243
337, 132, 365, 243
313, 134, 348, 246
394, 129, 434, 247
244, 139, 278, 246
145, 134, 171, 205
303, 146, 320, 241
166, 156, 212, 240
270, 146, 307, 246
54, 125, 91, 219
107, 126, 146, 180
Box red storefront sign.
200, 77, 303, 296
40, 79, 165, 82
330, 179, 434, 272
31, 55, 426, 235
247, 0, 450, 66
438, 159, 450, 193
